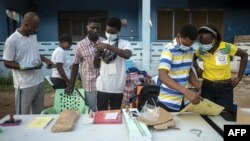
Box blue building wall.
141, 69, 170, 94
0, 0, 29, 41
224, 8, 250, 41
0, 1, 7, 41
138, 0, 142, 41
32, 0, 139, 41
1, 0, 250, 42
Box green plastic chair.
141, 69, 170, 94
41, 88, 89, 114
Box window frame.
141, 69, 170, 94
6, 8, 22, 36
156, 8, 224, 41
58, 11, 108, 41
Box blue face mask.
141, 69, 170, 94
180, 44, 190, 52
200, 39, 215, 51
106, 32, 118, 41
179, 38, 192, 51
201, 43, 213, 51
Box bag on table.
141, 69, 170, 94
51, 110, 80, 132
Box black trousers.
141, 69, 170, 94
51, 77, 66, 89
97, 91, 123, 111
201, 80, 233, 110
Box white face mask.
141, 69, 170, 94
105, 32, 118, 41
201, 44, 213, 51
200, 40, 215, 51
180, 44, 190, 51
179, 38, 191, 51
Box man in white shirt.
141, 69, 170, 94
93, 17, 132, 110
3, 12, 53, 114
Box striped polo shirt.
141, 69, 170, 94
158, 44, 194, 111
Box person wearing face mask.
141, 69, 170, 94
163, 34, 181, 50
93, 17, 132, 111
193, 24, 248, 111
3, 12, 54, 114
158, 24, 203, 112
51, 34, 73, 89
65, 17, 104, 112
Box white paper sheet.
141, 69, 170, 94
105, 112, 118, 120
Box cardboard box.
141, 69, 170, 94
234, 35, 250, 43
236, 96, 250, 124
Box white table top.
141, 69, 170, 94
0, 113, 223, 141
152, 113, 223, 141
207, 115, 236, 131
0, 114, 129, 141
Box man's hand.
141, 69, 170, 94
184, 89, 203, 105
45, 60, 55, 69
35, 63, 43, 69
95, 50, 104, 58
46, 63, 56, 69
65, 84, 74, 95
97, 42, 108, 51
40, 55, 54, 69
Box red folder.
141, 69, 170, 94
93, 110, 122, 124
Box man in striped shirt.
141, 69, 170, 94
158, 24, 203, 112
66, 17, 104, 111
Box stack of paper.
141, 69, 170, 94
180, 99, 224, 116
27, 117, 53, 129
19, 60, 42, 70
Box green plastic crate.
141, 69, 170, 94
41, 88, 89, 114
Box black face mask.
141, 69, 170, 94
88, 31, 99, 42
26, 25, 37, 35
